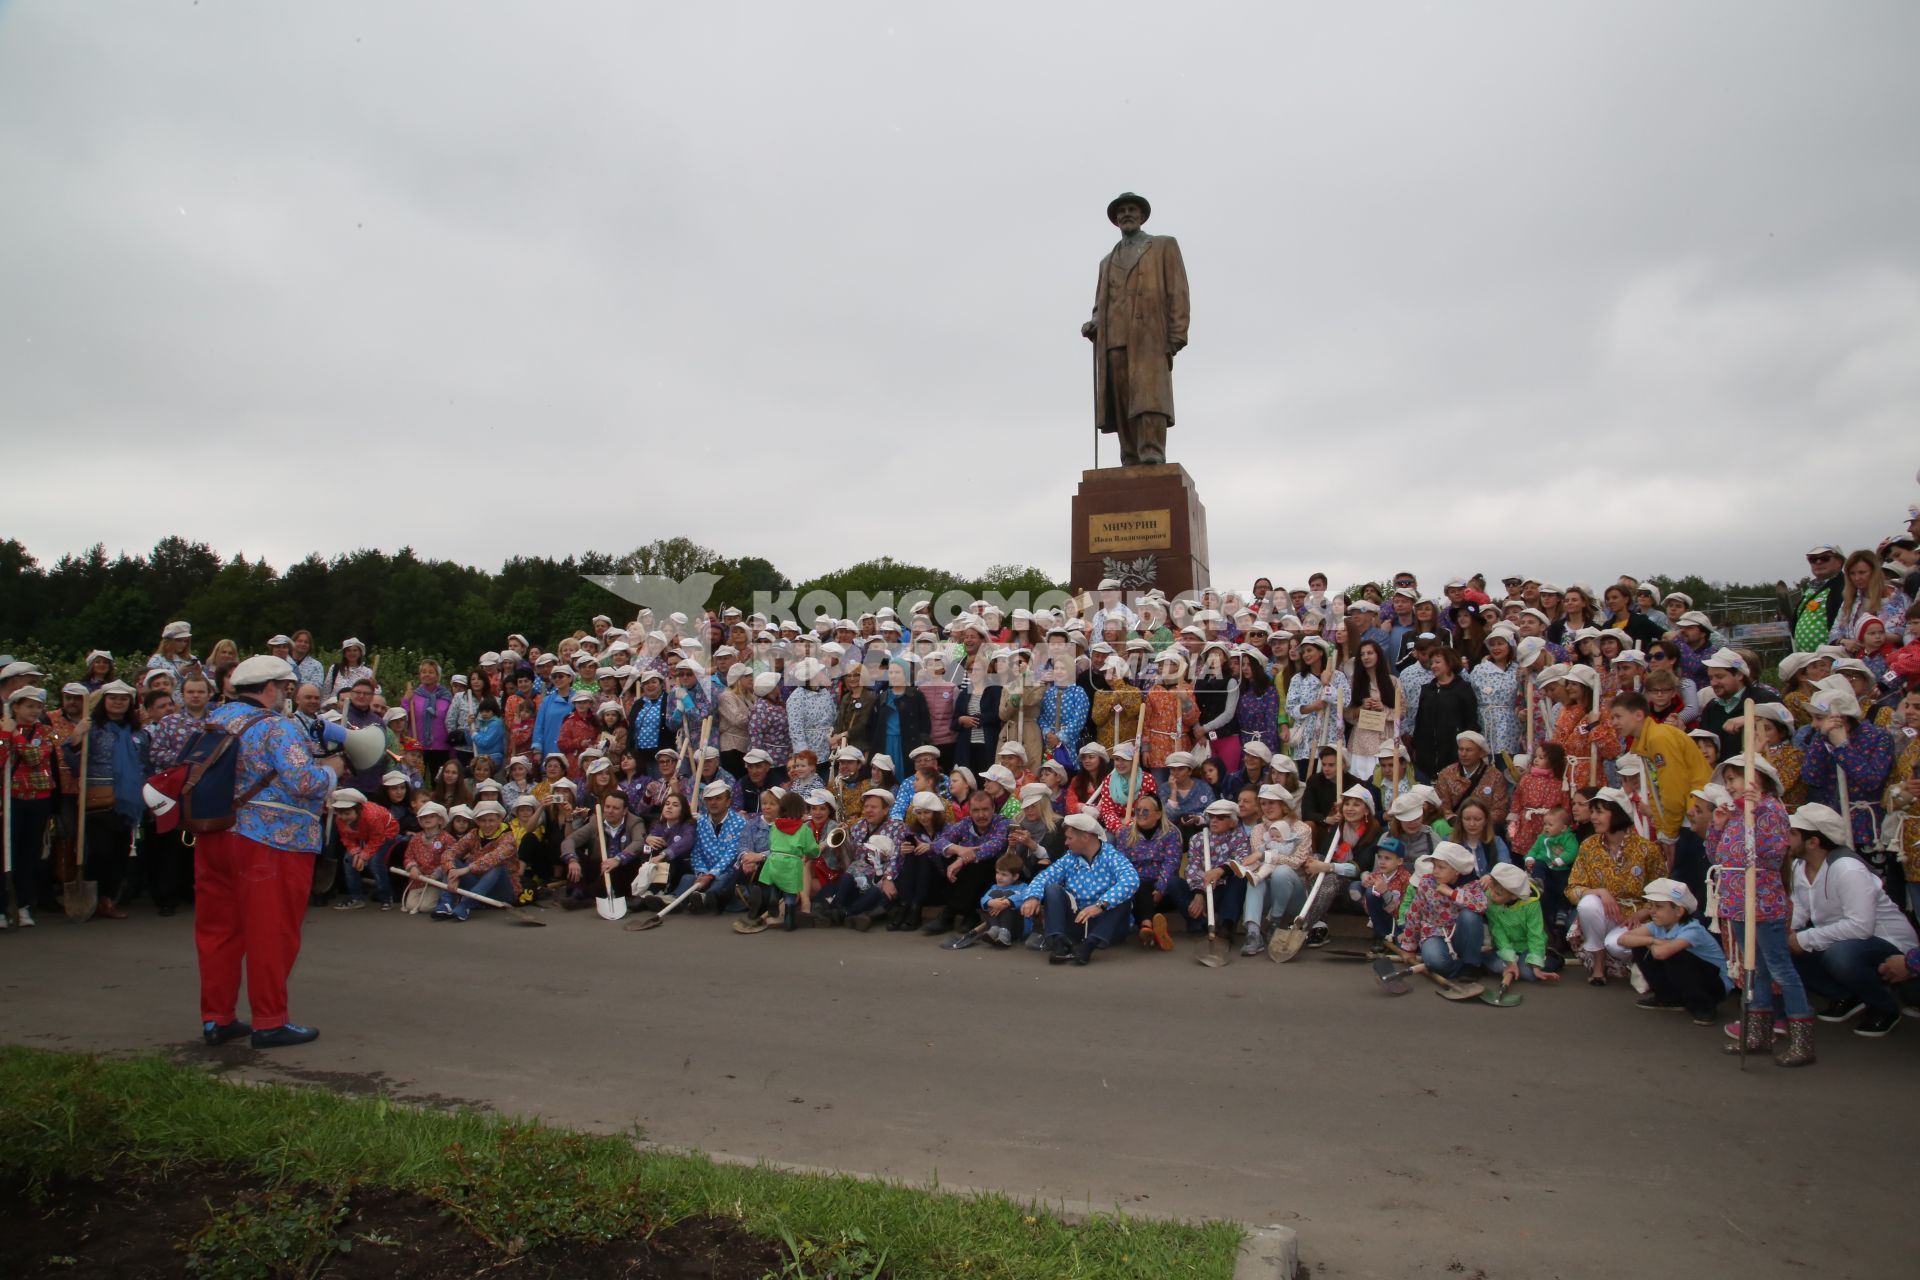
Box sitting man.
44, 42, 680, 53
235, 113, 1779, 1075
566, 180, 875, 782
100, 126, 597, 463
673, 780, 746, 912
923, 790, 1010, 936
990, 811, 1140, 965
1788, 802, 1918, 1039
559, 790, 648, 908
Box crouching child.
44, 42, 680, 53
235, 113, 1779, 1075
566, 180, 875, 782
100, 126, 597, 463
1616, 876, 1731, 1026
1485, 862, 1559, 983
1359, 836, 1410, 954
980, 851, 1030, 949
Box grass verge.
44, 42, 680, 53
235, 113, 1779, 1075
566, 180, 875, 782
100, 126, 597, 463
0, 1046, 1242, 1278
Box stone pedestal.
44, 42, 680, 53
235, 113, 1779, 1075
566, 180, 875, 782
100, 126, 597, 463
1069, 463, 1210, 596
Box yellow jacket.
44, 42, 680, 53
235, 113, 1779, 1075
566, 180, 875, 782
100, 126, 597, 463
1629, 719, 1710, 841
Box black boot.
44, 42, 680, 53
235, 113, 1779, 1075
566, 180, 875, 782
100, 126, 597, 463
921, 910, 956, 936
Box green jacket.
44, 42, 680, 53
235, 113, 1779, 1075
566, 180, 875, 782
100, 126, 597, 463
1485, 889, 1548, 968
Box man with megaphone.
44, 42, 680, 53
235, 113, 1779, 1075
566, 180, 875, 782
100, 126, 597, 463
196, 654, 350, 1050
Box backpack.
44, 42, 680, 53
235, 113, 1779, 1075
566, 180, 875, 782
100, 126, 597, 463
176, 710, 280, 838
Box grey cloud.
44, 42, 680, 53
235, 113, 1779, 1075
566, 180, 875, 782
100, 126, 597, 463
2, 2, 1915, 596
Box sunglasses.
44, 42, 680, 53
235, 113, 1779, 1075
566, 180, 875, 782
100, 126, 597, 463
1649, 652, 1674, 661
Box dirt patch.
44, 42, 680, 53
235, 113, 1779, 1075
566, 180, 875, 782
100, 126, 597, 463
0, 1167, 800, 1279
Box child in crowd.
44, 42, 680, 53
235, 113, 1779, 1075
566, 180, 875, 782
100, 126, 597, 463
470, 698, 506, 770
501, 755, 535, 814
402, 801, 456, 913
1617, 877, 1731, 1025
982, 850, 1029, 948
744, 790, 817, 932
1485, 862, 1557, 983
1359, 836, 1409, 952
1525, 805, 1580, 934
1508, 741, 1568, 859
1394, 843, 1488, 979
1387, 792, 1436, 864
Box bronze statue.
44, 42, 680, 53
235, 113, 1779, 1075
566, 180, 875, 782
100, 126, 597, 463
1081, 192, 1190, 467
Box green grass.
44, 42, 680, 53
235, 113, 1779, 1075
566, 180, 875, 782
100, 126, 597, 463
0, 1046, 1242, 1279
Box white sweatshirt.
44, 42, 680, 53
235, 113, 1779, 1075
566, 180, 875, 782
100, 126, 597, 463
1789, 856, 1918, 954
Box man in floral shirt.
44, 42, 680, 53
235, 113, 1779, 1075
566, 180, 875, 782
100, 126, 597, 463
198, 655, 344, 1050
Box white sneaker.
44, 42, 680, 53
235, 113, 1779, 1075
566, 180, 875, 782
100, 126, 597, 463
0, 915, 9, 931
1628, 966, 1650, 996
16, 907, 31, 927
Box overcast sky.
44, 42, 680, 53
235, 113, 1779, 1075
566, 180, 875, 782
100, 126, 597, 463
3, 1, 1917, 597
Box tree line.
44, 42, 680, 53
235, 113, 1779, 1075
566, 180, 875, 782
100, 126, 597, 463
0, 536, 1065, 666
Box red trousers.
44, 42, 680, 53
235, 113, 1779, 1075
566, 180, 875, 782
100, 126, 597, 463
193, 831, 311, 1031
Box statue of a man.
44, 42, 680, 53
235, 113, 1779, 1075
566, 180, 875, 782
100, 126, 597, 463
1081, 192, 1190, 467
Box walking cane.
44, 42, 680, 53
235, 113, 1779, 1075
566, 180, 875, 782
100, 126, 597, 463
1738, 698, 1757, 1072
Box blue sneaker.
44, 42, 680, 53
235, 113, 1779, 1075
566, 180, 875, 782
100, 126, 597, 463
250, 1023, 320, 1049
202, 1019, 252, 1046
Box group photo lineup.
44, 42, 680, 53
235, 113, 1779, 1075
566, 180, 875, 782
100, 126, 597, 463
4, 4, 1918, 1279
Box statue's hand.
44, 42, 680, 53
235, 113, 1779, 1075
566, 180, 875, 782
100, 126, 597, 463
1081, 320, 1097, 341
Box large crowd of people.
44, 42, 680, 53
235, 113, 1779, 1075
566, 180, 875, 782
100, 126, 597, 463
3, 507, 1919, 1065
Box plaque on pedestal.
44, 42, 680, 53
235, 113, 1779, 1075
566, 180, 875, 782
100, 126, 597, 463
1069, 464, 1210, 596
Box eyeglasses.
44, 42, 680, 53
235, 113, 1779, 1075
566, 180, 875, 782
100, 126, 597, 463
1649, 652, 1674, 661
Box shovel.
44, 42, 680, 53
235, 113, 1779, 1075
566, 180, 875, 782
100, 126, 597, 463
404, 871, 545, 926
1198, 830, 1229, 967
1373, 957, 1411, 995
64, 693, 100, 922
1269, 743, 1345, 962
1478, 973, 1523, 1007
592, 803, 627, 921
941, 917, 995, 950
625, 880, 700, 931
1271, 819, 1342, 963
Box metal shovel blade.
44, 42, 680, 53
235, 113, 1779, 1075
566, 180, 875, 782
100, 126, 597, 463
1479, 983, 1523, 1007
311, 855, 339, 897
625, 912, 666, 931
1434, 980, 1488, 1002
1199, 931, 1229, 967
943, 923, 992, 950
62, 877, 98, 923
595, 892, 628, 922
1372, 958, 1412, 995
1268, 925, 1308, 963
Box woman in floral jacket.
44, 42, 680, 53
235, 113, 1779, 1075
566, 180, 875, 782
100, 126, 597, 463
1565, 788, 1664, 984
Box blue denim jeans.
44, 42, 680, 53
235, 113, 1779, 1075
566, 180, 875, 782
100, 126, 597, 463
1244, 867, 1306, 928
342, 837, 400, 904
1747, 918, 1812, 1018
1040, 881, 1131, 949
1417, 910, 1486, 978
1363, 891, 1394, 940
1791, 936, 1902, 1013
438, 863, 511, 919
671, 866, 741, 909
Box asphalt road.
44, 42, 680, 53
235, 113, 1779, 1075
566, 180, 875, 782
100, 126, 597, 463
1, 903, 1912, 1279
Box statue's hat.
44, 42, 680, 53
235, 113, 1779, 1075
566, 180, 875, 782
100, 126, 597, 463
1106, 192, 1151, 225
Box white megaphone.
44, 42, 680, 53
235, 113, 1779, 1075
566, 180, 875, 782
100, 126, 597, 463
320, 720, 393, 771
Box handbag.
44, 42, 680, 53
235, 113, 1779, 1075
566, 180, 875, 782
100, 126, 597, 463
85, 783, 116, 813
